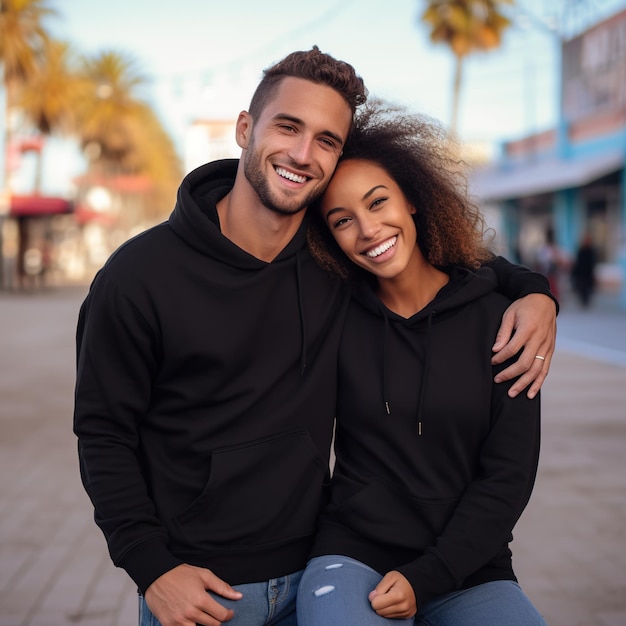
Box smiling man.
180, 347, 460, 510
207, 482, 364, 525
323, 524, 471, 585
73, 47, 557, 626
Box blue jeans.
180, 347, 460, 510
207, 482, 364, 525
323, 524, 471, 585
297, 555, 547, 625
139, 570, 302, 626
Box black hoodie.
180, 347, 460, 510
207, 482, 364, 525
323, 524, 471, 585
74, 160, 348, 592
310, 267, 541, 608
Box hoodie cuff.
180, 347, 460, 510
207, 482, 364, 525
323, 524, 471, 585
396, 549, 457, 608
118, 537, 185, 594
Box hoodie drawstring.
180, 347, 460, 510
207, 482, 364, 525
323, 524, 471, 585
381, 308, 391, 415
380, 306, 435, 436
415, 311, 434, 436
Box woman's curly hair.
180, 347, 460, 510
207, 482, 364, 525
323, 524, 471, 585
307, 100, 494, 280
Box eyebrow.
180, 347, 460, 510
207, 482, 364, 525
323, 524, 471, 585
325, 185, 389, 221
274, 113, 345, 148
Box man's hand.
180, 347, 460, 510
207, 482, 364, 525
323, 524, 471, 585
492, 293, 557, 399
368, 570, 417, 619
144, 564, 242, 626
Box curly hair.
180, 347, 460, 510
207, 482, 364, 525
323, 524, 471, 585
248, 46, 368, 121
307, 101, 494, 280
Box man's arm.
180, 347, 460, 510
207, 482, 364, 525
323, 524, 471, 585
486, 256, 558, 398
74, 274, 241, 625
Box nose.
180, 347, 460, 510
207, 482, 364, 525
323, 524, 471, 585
358, 213, 381, 240
288, 134, 315, 165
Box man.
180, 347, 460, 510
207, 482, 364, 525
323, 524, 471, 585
74, 47, 556, 626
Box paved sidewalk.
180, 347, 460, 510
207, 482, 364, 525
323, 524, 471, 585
1, 285, 625, 625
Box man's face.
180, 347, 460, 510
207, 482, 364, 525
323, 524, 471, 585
238, 77, 352, 216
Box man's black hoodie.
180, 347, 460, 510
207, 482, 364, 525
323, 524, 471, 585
74, 160, 347, 592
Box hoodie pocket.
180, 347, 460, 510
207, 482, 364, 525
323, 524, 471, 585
331, 479, 457, 552
170, 430, 328, 551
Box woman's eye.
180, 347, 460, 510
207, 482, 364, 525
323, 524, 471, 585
370, 197, 387, 209
333, 217, 351, 228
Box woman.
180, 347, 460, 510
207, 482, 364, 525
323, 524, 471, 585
297, 103, 547, 625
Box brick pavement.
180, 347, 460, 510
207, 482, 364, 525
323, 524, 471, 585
1, 286, 625, 625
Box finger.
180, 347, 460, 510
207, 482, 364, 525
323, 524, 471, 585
201, 600, 235, 625
195, 609, 234, 626
493, 345, 537, 382
491, 314, 515, 352
201, 569, 243, 601
506, 358, 547, 398
524, 351, 552, 399
374, 603, 415, 619
507, 341, 552, 398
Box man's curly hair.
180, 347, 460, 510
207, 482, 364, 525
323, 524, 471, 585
307, 101, 494, 280
248, 46, 367, 121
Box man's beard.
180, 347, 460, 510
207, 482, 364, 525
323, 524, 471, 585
243, 147, 325, 216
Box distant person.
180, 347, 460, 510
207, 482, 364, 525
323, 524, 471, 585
535, 227, 566, 300
74, 49, 557, 626
298, 103, 547, 625
571, 233, 597, 307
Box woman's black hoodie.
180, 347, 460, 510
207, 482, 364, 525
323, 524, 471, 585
310, 267, 541, 608
73, 160, 348, 592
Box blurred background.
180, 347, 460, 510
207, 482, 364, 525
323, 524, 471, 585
1, 0, 626, 309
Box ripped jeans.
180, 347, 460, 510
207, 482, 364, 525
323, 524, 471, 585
297, 555, 547, 625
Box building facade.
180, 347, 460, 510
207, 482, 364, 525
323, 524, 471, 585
471, 7, 626, 308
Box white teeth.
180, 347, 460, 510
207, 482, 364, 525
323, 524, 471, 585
276, 167, 307, 183
366, 237, 397, 258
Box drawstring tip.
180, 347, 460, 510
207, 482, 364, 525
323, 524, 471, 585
385, 401, 390, 415
418, 421, 422, 436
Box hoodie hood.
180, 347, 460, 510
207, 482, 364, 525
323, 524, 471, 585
169, 159, 310, 270
353, 266, 499, 432
353, 266, 498, 322
168, 158, 312, 372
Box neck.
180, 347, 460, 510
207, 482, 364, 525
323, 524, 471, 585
376, 254, 449, 318
216, 167, 306, 262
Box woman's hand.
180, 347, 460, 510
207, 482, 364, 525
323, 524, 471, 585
368, 570, 417, 619
491, 293, 557, 399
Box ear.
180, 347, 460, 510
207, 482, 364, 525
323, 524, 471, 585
409, 204, 417, 215
236, 111, 252, 149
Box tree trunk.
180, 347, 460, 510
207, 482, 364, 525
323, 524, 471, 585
450, 54, 464, 137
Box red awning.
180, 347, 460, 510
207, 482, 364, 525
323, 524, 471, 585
9, 195, 74, 217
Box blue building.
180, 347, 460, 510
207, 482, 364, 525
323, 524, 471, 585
471, 7, 626, 309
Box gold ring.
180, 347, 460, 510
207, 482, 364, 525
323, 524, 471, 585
534, 355, 545, 361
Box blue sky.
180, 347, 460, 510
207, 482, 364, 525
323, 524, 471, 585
12, 0, 626, 195
50, 0, 625, 143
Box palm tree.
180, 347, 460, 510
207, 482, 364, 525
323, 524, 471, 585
18, 39, 84, 191
0, 0, 55, 179
75, 49, 182, 225
0, 0, 55, 288
420, 0, 513, 135
75, 50, 148, 171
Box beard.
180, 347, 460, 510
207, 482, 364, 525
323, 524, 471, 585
243, 143, 326, 216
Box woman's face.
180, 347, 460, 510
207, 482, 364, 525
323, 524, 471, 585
320, 159, 419, 281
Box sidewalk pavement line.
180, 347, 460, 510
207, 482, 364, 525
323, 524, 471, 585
557, 338, 626, 368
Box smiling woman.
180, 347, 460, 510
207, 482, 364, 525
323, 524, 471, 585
297, 100, 551, 625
